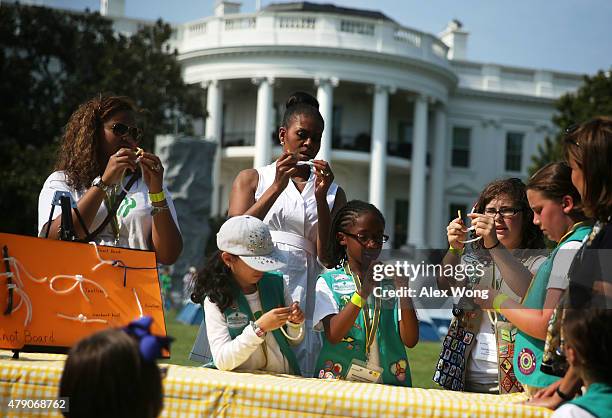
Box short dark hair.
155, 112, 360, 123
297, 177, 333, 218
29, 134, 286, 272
280, 91, 324, 129
473, 178, 545, 250
60, 328, 163, 418
527, 162, 586, 222
328, 200, 385, 267
563, 307, 612, 385
564, 116, 612, 221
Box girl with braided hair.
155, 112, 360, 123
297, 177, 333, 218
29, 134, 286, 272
313, 200, 419, 386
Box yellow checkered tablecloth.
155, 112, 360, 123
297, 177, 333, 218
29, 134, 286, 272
0, 351, 552, 418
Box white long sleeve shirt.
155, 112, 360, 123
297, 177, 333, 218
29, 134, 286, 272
204, 289, 304, 373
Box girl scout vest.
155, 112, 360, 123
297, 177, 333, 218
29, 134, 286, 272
569, 383, 612, 418
222, 272, 301, 375
433, 253, 541, 393
313, 267, 412, 386
513, 224, 591, 388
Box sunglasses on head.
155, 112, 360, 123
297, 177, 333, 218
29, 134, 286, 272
110, 122, 143, 142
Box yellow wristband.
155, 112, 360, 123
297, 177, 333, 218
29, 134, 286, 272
493, 294, 509, 314
148, 191, 166, 203
350, 292, 365, 309
449, 245, 464, 256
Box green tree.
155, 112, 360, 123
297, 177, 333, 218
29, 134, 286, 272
0, 3, 203, 235
529, 69, 612, 175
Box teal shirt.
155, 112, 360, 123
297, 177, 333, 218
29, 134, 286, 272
513, 224, 591, 388
569, 383, 612, 418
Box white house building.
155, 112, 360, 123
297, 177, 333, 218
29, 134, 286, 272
44, 0, 587, 248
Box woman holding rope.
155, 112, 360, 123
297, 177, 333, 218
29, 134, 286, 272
37, 94, 182, 265
223, 92, 346, 376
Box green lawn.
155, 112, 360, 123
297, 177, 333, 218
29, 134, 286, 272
164, 308, 440, 389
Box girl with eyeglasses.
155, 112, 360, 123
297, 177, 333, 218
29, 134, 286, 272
312, 200, 419, 386
472, 163, 591, 395
436, 178, 546, 394
37, 94, 182, 264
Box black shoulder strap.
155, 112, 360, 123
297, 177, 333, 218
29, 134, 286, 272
79, 171, 142, 243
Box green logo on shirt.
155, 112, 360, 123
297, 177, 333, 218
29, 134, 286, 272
118, 197, 136, 218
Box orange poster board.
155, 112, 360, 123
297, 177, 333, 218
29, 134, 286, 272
0, 233, 166, 353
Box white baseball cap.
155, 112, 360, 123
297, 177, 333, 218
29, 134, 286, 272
216, 215, 286, 272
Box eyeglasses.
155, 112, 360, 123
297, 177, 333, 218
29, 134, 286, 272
109, 122, 143, 142
564, 123, 580, 147
342, 231, 389, 247
483, 207, 523, 219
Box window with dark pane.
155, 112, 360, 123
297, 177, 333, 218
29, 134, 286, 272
451, 127, 470, 167
505, 132, 524, 172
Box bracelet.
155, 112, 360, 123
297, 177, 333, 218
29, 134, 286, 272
492, 293, 509, 314
148, 191, 166, 203
556, 387, 573, 401
350, 292, 365, 309
483, 239, 500, 250
449, 245, 464, 256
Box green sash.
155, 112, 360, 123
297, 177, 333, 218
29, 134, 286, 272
221, 272, 301, 375
313, 267, 412, 386
569, 383, 612, 418
513, 224, 591, 388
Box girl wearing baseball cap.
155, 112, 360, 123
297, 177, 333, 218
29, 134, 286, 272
191, 215, 304, 374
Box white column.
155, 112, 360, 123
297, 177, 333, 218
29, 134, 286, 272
205, 80, 223, 216
428, 104, 447, 248
408, 94, 429, 248
368, 85, 390, 215
252, 77, 274, 169
315, 77, 338, 162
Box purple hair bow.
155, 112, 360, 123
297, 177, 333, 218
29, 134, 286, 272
123, 316, 173, 362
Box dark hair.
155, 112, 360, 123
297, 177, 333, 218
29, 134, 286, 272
55, 94, 140, 191
527, 162, 586, 222
191, 250, 238, 311
472, 178, 545, 250
564, 116, 612, 221
280, 91, 324, 129
59, 328, 163, 418
328, 200, 386, 267
563, 307, 612, 385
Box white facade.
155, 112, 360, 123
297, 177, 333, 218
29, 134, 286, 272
112, 1, 583, 249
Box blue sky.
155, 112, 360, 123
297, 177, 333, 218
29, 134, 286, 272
44, 0, 612, 75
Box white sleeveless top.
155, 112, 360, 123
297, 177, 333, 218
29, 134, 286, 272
255, 162, 338, 376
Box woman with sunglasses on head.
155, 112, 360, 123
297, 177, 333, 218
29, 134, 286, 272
527, 117, 612, 411
37, 94, 182, 265
435, 178, 546, 393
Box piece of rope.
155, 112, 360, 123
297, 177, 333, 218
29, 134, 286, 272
5, 283, 32, 326
57, 313, 108, 324
2, 257, 47, 284
89, 242, 157, 287
133, 287, 143, 318
49, 274, 109, 303
279, 322, 304, 341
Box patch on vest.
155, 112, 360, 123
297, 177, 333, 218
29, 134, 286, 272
226, 311, 249, 329
331, 275, 357, 294
518, 347, 536, 375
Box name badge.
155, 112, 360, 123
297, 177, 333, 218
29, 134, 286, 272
472, 332, 497, 362
345, 359, 383, 383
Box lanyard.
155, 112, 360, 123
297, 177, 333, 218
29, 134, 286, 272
345, 262, 380, 360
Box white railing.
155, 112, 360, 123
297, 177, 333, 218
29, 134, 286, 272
277, 16, 316, 29
339, 19, 375, 36
224, 17, 256, 30
432, 42, 447, 58
188, 22, 207, 35
394, 28, 421, 47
